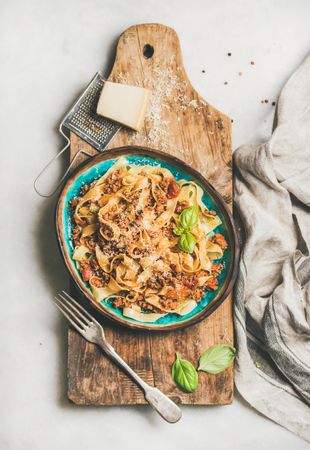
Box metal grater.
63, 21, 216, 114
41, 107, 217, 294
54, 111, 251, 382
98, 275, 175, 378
34, 72, 121, 197
64, 72, 120, 150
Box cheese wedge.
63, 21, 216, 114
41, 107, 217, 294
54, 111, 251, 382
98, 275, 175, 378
96, 81, 151, 131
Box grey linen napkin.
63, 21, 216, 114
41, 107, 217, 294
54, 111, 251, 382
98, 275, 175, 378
233, 55, 310, 441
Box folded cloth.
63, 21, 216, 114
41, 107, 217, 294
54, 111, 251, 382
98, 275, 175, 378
233, 54, 310, 442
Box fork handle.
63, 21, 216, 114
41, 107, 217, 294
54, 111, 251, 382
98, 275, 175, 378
144, 386, 182, 423
98, 341, 182, 423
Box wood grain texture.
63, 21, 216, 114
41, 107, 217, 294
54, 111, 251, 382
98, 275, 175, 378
67, 23, 233, 405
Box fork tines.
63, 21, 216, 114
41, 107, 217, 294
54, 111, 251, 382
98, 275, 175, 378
54, 291, 95, 334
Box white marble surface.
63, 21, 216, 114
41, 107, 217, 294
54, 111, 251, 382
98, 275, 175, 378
1, 0, 309, 448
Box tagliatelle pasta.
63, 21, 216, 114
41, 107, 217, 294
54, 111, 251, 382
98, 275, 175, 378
70, 158, 228, 323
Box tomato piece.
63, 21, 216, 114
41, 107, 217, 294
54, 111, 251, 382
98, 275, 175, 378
167, 179, 180, 199
81, 266, 94, 282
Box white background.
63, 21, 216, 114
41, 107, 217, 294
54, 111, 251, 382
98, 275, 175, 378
1, 0, 309, 449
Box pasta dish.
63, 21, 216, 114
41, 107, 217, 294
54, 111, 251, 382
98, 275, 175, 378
70, 158, 228, 323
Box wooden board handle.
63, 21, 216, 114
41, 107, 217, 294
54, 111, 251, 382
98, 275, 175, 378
112, 23, 184, 71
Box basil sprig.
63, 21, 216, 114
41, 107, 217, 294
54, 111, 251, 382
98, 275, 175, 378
179, 232, 196, 254
173, 226, 184, 236
198, 344, 236, 374
173, 206, 199, 253
179, 206, 199, 229
172, 353, 198, 393
171, 345, 236, 393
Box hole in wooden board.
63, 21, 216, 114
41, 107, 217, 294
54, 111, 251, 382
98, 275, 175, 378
143, 44, 154, 59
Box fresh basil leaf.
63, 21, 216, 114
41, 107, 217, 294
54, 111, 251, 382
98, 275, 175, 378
172, 353, 198, 393
198, 344, 236, 374
173, 226, 184, 236
178, 232, 196, 253
179, 206, 199, 230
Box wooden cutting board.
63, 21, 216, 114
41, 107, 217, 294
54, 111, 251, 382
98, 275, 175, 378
67, 23, 233, 405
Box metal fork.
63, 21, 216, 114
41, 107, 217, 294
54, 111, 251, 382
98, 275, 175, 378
54, 291, 182, 423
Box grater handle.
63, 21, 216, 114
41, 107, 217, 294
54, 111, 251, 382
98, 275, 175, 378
33, 125, 94, 198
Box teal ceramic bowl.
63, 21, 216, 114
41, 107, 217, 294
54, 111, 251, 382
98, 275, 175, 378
56, 146, 239, 331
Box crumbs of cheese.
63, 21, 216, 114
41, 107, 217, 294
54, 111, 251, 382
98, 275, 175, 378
96, 81, 151, 131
